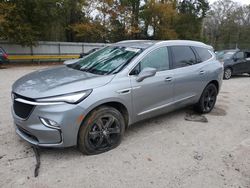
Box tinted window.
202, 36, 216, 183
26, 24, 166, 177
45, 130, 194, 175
171, 46, 196, 68
245, 52, 250, 59
130, 47, 169, 75
235, 52, 244, 59
194, 47, 212, 62
221, 51, 235, 60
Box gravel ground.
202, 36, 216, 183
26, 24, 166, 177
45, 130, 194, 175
0, 65, 250, 188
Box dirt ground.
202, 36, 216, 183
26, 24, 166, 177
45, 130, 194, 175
0, 65, 250, 188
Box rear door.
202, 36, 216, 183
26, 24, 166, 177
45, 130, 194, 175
244, 51, 250, 73
169, 46, 209, 104
232, 51, 247, 74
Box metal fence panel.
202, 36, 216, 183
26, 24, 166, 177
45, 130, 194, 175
0, 41, 109, 62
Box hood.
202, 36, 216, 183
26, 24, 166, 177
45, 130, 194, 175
12, 65, 114, 99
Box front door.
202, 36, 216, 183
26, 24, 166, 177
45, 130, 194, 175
130, 47, 174, 120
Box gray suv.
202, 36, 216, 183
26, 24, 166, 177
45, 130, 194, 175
11, 40, 223, 155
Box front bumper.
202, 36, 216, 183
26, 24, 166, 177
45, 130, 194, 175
12, 100, 86, 148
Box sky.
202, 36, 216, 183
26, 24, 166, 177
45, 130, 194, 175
208, 0, 250, 5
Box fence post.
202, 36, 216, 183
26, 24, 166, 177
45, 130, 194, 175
58, 43, 61, 62
30, 45, 34, 64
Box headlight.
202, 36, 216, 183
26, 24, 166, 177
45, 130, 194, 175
36, 90, 92, 104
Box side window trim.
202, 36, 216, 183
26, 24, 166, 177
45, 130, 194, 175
190, 46, 202, 64
168, 46, 174, 70
129, 46, 170, 75
193, 46, 213, 63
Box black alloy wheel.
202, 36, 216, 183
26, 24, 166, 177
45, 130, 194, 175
195, 84, 218, 113
78, 106, 125, 155
88, 115, 121, 150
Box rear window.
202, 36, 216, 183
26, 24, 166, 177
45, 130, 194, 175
170, 46, 196, 68
194, 47, 212, 62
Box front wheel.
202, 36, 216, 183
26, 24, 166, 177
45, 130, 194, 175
195, 84, 218, 113
78, 106, 125, 155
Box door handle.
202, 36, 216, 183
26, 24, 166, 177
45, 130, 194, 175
199, 70, 205, 75
165, 77, 172, 82
116, 88, 131, 94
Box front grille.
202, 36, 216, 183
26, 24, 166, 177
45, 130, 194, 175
13, 93, 35, 119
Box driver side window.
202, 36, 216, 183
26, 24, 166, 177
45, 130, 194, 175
130, 47, 169, 75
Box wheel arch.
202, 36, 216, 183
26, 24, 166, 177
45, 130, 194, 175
80, 99, 130, 129
208, 80, 219, 92
224, 66, 233, 73
75, 99, 130, 147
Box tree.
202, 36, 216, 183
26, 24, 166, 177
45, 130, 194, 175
0, 0, 87, 45
0, 0, 42, 46
0, 0, 213, 45
202, 0, 250, 50
141, 0, 178, 39
175, 0, 209, 40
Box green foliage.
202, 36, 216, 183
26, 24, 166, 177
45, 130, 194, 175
176, 0, 209, 40
0, 0, 86, 45
0, 0, 211, 45
203, 0, 250, 50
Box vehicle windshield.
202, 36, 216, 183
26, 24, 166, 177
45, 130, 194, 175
223, 52, 236, 59
217, 51, 236, 60
67, 46, 142, 75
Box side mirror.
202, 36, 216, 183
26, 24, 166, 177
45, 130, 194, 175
136, 67, 157, 82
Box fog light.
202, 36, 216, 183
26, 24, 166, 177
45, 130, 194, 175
39, 117, 60, 130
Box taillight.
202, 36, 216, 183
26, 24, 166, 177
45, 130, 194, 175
3, 53, 8, 59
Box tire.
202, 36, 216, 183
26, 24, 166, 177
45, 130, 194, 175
224, 67, 232, 80
195, 84, 218, 113
78, 106, 125, 155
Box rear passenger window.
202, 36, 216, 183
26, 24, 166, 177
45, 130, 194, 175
194, 47, 212, 62
171, 46, 196, 68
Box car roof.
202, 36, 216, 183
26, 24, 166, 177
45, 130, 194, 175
218, 49, 250, 53
113, 40, 158, 49
113, 40, 212, 50
241, 49, 250, 53
219, 49, 238, 52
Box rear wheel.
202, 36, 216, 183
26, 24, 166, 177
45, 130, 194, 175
224, 68, 232, 80
78, 106, 125, 155
195, 84, 218, 113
